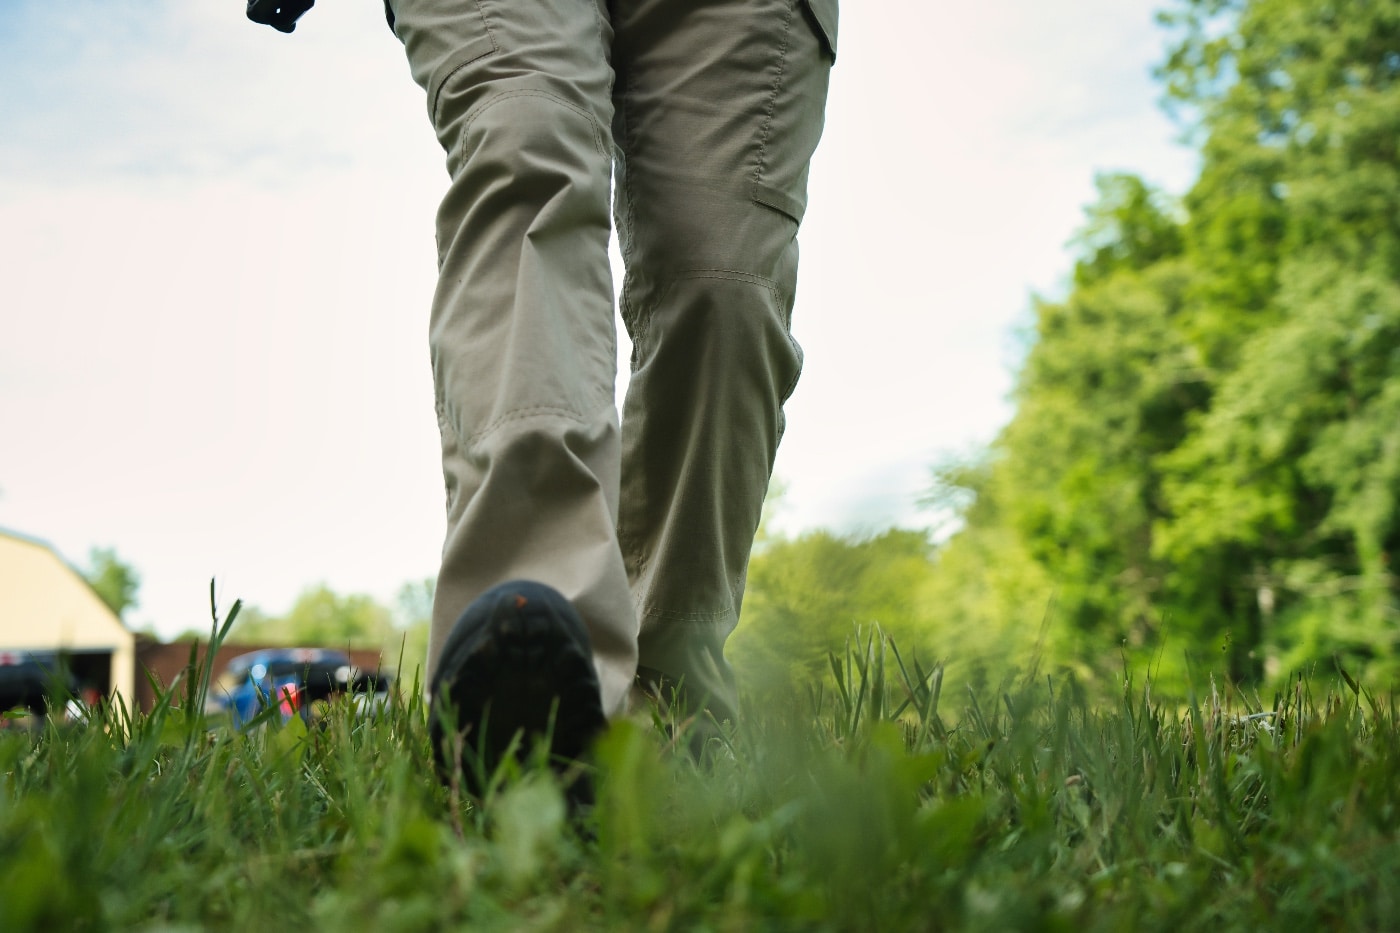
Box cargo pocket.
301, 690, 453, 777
802, 0, 838, 63
749, 0, 838, 225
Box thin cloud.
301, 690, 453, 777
1, 1, 423, 185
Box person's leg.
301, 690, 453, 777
611, 0, 836, 720
388, 0, 638, 715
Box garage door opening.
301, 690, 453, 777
0, 648, 114, 720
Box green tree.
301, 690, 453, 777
1005, 263, 1201, 650
928, 201, 1203, 686
925, 0, 1400, 690
389, 578, 435, 684
921, 455, 1059, 692
230, 584, 395, 650
1072, 173, 1185, 288
1157, 259, 1400, 680
1151, 0, 1400, 681
84, 547, 140, 620
729, 528, 938, 699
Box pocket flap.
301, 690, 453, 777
802, 0, 838, 62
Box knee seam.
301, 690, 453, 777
465, 404, 593, 446
457, 89, 611, 163
626, 269, 787, 354
636, 601, 737, 625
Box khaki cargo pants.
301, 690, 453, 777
388, 0, 836, 718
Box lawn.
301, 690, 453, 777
2, 608, 1397, 931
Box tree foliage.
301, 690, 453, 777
923, 0, 1400, 691
84, 547, 140, 621
230, 584, 396, 651
391, 578, 434, 680
210, 580, 432, 679
729, 529, 939, 698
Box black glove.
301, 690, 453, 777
247, 0, 315, 33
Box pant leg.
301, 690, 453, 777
389, 0, 638, 715
611, 0, 837, 719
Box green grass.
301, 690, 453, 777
2, 609, 1398, 931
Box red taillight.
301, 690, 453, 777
276, 683, 302, 714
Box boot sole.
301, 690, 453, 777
429, 582, 607, 800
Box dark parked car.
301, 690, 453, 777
206, 648, 393, 727
0, 650, 78, 720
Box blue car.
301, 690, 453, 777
207, 648, 392, 727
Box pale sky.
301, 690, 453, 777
1, 0, 1197, 639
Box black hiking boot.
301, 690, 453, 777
429, 580, 607, 811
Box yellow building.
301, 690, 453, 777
0, 528, 135, 708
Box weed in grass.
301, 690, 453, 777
2, 608, 1398, 930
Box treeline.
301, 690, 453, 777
182, 580, 435, 674
735, 0, 1400, 699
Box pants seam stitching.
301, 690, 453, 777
458, 89, 610, 160
465, 404, 592, 444
428, 0, 500, 124
636, 603, 735, 624
751, 0, 797, 190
